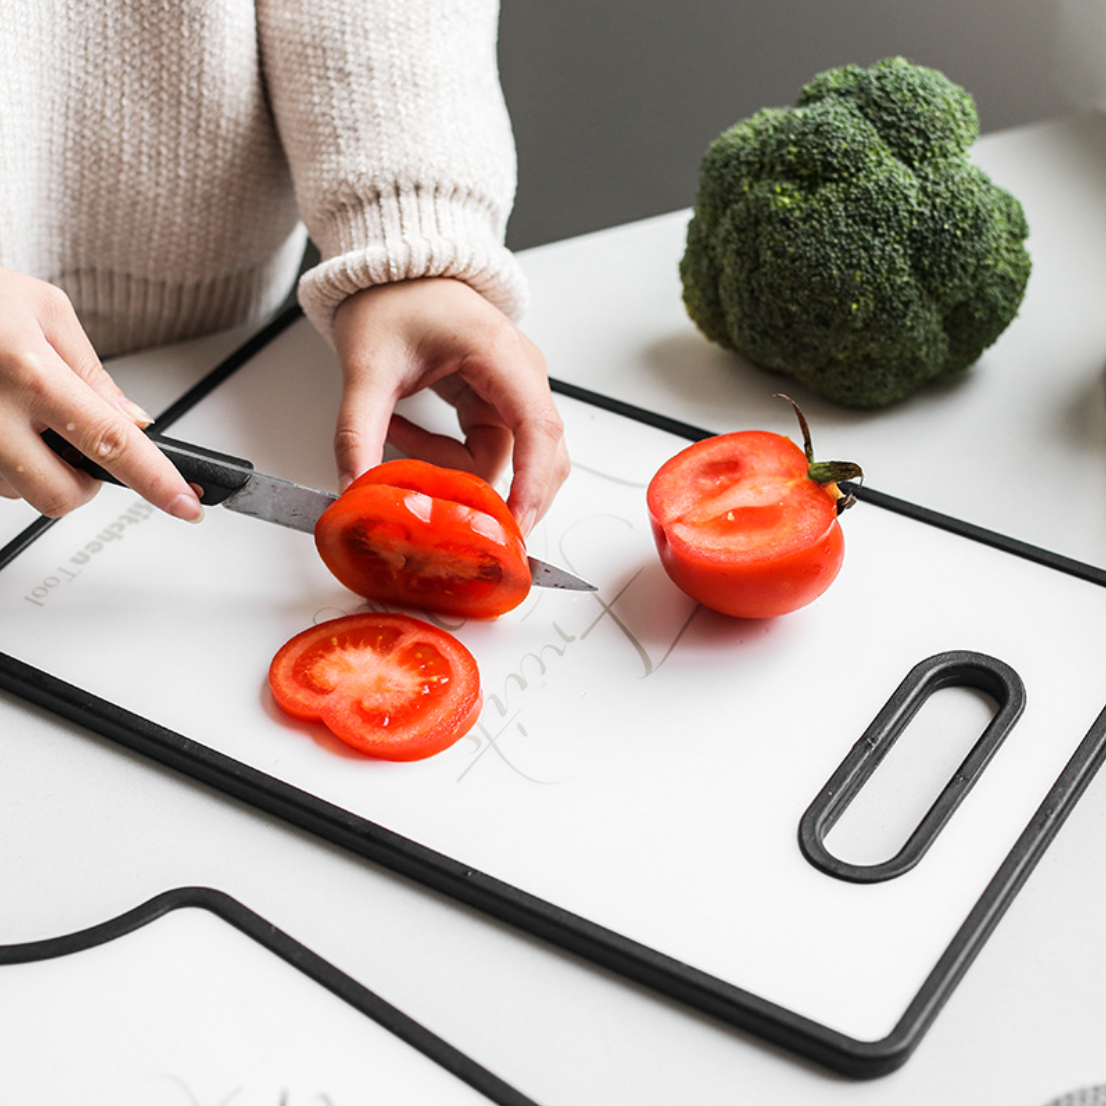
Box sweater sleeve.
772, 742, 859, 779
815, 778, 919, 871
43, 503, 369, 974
256, 0, 528, 342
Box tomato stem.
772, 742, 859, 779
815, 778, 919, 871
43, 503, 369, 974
775, 394, 863, 514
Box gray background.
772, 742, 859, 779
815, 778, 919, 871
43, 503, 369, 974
497, 0, 1073, 249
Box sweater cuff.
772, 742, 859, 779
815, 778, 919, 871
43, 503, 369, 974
297, 185, 529, 343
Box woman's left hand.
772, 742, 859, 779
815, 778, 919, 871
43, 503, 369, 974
331, 277, 569, 535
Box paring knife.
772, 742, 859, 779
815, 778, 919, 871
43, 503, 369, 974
43, 430, 596, 592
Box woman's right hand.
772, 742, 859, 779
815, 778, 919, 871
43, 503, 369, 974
0, 268, 203, 521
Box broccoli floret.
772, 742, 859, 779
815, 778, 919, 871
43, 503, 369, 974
680, 57, 1031, 408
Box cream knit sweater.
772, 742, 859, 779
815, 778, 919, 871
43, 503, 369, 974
0, 0, 527, 357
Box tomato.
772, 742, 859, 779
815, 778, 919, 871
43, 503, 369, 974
647, 408, 861, 619
315, 459, 530, 619
269, 613, 482, 760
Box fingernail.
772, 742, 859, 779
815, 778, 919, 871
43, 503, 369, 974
169, 492, 204, 523
518, 508, 537, 537
119, 398, 156, 428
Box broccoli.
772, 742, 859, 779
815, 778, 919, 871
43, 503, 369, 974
679, 57, 1031, 408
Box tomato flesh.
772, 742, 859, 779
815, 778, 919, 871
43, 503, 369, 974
315, 459, 530, 619
647, 430, 845, 618
269, 613, 482, 760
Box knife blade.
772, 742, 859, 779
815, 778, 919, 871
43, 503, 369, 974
43, 430, 596, 592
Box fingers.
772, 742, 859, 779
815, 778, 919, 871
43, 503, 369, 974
332, 279, 570, 533
431, 332, 569, 533
0, 270, 203, 521
2, 364, 202, 521
387, 381, 568, 534
502, 405, 572, 536
427, 365, 569, 534
17, 273, 154, 427
384, 381, 513, 482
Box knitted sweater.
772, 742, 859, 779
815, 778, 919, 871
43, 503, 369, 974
0, 0, 527, 357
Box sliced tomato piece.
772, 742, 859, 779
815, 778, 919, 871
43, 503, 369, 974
647, 430, 848, 619
315, 459, 530, 619
269, 613, 482, 761
346, 459, 524, 542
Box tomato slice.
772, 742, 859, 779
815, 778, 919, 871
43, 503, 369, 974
315, 459, 530, 619
345, 459, 524, 540
269, 613, 482, 761
647, 430, 846, 618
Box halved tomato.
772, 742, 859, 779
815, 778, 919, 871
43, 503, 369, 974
315, 459, 530, 619
269, 613, 482, 761
647, 405, 861, 619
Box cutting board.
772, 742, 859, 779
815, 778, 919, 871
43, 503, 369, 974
3, 310, 1104, 1077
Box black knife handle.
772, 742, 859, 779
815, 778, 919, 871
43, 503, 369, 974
42, 429, 254, 506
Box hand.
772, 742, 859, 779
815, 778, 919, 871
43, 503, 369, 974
0, 268, 203, 520
331, 278, 569, 534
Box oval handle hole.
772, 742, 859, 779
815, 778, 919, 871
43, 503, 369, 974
823, 685, 997, 867
799, 651, 1025, 883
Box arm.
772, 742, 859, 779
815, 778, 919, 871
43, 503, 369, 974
257, 0, 566, 530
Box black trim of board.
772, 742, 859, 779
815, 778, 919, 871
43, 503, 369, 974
0, 884, 542, 1106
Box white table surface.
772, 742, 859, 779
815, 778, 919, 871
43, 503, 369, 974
4, 114, 1106, 1105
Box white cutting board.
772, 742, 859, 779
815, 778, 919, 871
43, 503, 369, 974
2, 315, 1104, 1055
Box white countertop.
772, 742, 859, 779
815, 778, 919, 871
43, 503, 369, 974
3, 115, 1106, 1105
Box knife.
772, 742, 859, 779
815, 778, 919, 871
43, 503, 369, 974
43, 430, 596, 592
